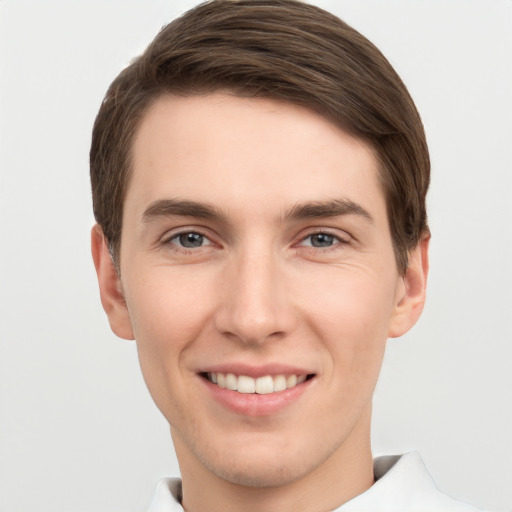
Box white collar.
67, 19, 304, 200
147, 452, 483, 512
337, 451, 482, 511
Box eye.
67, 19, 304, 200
308, 233, 335, 247
299, 231, 347, 248
168, 231, 212, 248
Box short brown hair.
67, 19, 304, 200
90, 0, 430, 274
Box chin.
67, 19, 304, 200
205, 456, 309, 488
194, 434, 334, 489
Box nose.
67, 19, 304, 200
214, 248, 297, 345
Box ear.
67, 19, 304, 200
91, 225, 134, 340
388, 233, 430, 338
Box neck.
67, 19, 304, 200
173, 408, 375, 512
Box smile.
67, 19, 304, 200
206, 372, 309, 394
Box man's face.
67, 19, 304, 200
99, 93, 423, 488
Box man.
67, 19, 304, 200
90, 1, 484, 510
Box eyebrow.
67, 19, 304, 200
142, 199, 224, 222
285, 198, 373, 223
142, 197, 373, 224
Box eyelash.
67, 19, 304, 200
297, 230, 349, 251
162, 230, 214, 250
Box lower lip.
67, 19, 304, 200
201, 376, 314, 417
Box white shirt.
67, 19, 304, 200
147, 452, 485, 512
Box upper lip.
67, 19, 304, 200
197, 363, 315, 378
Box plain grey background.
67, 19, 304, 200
1, 1, 511, 511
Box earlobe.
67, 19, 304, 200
388, 233, 430, 338
91, 225, 135, 340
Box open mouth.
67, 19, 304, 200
202, 372, 314, 395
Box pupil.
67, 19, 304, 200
180, 233, 203, 247
311, 233, 334, 247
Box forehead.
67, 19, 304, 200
126, 93, 386, 224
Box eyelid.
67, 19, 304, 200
171, 232, 212, 247
296, 227, 351, 246
160, 226, 219, 248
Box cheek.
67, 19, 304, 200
298, 269, 396, 388
124, 269, 214, 421
303, 271, 397, 343
123, 269, 215, 395
126, 267, 212, 345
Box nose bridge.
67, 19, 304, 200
215, 242, 293, 344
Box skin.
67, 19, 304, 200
92, 93, 429, 512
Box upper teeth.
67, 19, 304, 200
208, 372, 307, 394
